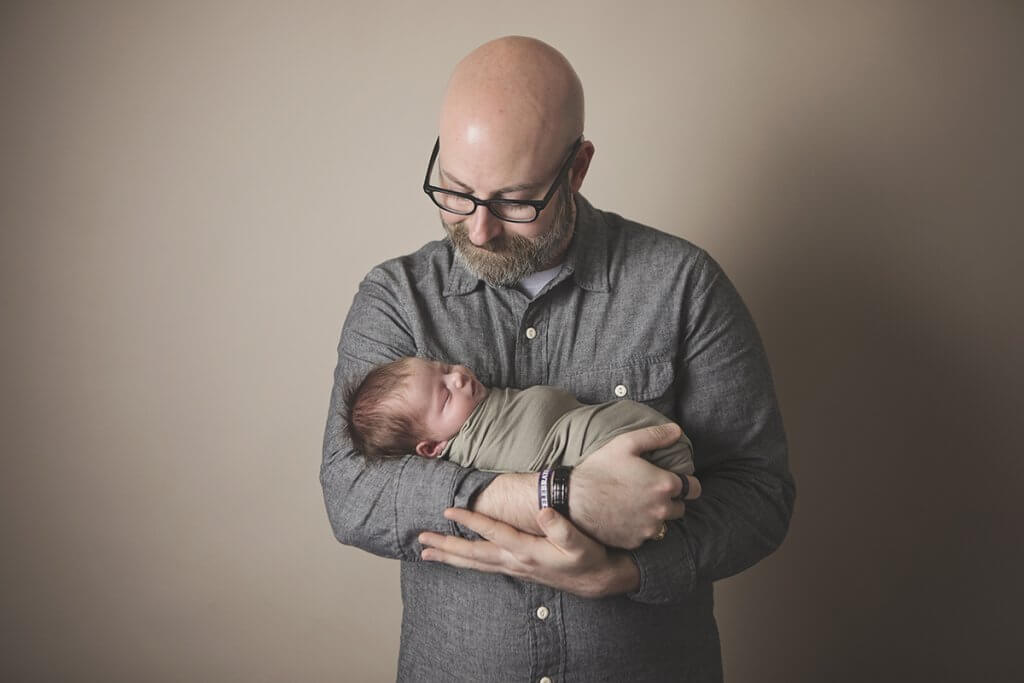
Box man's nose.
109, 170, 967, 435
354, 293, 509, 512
467, 206, 502, 246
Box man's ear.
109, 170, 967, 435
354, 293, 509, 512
415, 440, 448, 458
569, 140, 595, 193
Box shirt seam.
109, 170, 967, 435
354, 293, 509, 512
560, 354, 675, 378
627, 547, 650, 600
689, 248, 721, 302
684, 527, 697, 594
446, 467, 463, 538
394, 456, 413, 561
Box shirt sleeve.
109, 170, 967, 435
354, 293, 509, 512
320, 267, 498, 561
626, 251, 796, 604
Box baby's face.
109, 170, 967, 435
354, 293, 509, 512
403, 358, 487, 445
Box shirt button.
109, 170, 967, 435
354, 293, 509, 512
525, 327, 537, 339
614, 384, 627, 397
535, 605, 549, 620
539, 678, 553, 683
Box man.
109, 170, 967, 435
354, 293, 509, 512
322, 36, 794, 682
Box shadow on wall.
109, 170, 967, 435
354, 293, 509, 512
713, 61, 1023, 682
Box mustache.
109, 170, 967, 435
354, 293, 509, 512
440, 217, 541, 287
439, 187, 574, 287
444, 220, 534, 253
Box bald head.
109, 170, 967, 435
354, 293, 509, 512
439, 37, 585, 180
430, 38, 594, 286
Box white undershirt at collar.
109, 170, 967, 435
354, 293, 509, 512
517, 264, 563, 299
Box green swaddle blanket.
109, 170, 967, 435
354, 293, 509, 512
441, 386, 694, 475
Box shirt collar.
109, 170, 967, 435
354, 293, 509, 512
563, 193, 611, 293
443, 192, 611, 297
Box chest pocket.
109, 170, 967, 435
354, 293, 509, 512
565, 359, 676, 418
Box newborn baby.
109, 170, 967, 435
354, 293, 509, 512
346, 356, 694, 477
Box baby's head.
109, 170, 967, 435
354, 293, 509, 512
346, 357, 488, 460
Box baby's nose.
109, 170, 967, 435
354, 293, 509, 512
451, 371, 465, 388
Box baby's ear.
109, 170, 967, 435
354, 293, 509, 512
415, 440, 447, 458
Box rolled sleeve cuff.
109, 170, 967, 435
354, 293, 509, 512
625, 523, 696, 604
394, 459, 500, 559
449, 468, 500, 539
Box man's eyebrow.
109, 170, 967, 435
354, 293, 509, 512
439, 165, 545, 196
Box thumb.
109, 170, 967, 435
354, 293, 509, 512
622, 422, 683, 455
536, 508, 578, 549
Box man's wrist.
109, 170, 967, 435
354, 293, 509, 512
471, 472, 544, 535
565, 466, 599, 538
538, 466, 571, 518
596, 551, 641, 597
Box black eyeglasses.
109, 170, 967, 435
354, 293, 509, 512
422, 136, 583, 223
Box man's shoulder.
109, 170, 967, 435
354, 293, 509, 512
600, 206, 706, 264
361, 238, 453, 290
589, 204, 718, 294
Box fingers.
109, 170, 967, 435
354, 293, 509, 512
684, 475, 701, 500
420, 545, 506, 575
418, 531, 506, 565
668, 473, 702, 500
442, 507, 531, 548
535, 508, 581, 551
419, 508, 544, 576
614, 422, 683, 455
656, 474, 701, 522
665, 499, 686, 520
445, 506, 586, 555
420, 508, 586, 569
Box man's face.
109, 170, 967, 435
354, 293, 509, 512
435, 140, 577, 286
400, 358, 488, 446
440, 183, 574, 286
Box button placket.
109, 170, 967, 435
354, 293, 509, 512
525, 582, 563, 683
517, 303, 548, 388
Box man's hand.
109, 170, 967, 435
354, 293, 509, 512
572, 423, 702, 549
418, 507, 640, 598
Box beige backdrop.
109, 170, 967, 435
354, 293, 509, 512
3, 2, 1022, 681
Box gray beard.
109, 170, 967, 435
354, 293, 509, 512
442, 186, 575, 287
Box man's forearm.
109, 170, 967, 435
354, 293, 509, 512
470, 424, 695, 549
470, 472, 544, 535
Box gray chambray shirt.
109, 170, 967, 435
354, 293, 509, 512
321, 194, 795, 682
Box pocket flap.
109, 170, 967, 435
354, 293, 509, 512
566, 359, 675, 404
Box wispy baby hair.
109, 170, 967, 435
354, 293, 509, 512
344, 357, 422, 459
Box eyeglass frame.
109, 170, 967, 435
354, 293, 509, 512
422, 136, 584, 223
